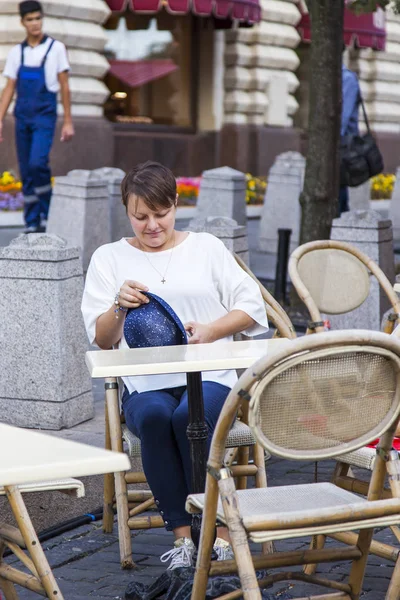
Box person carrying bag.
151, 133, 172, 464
340, 91, 384, 189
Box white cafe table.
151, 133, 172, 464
85, 338, 290, 567
0, 422, 130, 599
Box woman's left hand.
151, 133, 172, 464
184, 321, 216, 344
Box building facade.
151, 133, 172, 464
0, 0, 399, 176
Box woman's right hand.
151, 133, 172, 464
118, 280, 149, 310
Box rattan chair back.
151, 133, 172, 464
249, 344, 400, 461
296, 248, 369, 314
288, 240, 400, 333
208, 330, 400, 472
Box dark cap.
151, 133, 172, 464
19, 0, 43, 17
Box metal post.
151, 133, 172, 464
274, 228, 292, 303
186, 372, 208, 548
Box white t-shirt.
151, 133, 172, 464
3, 36, 70, 93
81, 232, 269, 394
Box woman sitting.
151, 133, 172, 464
81, 161, 268, 569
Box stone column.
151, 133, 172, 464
328, 210, 395, 331
258, 151, 305, 253
389, 166, 400, 245
196, 167, 247, 226
188, 216, 249, 264
0, 234, 94, 430
46, 170, 110, 271
92, 167, 132, 241
349, 180, 371, 211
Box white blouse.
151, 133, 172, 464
81, 232, 269, 394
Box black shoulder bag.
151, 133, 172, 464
340, 93, 384, 187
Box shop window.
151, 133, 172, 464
104, 15, 195, 128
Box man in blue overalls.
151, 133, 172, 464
0, 0, 74, 233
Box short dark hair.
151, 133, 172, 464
121, 161, 177, 211
19, 0, 42, 17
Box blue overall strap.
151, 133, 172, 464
20, 42, 26, 66
41, 38, 55, 66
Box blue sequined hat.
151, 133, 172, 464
123, 292, 188, 349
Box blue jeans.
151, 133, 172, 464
122, 381, 230, 531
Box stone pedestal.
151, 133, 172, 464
92, 167, 132, 241
188, 216, 249, 265
195, 167, 247, 226
349, 180, 371, 211
0, 234, 94, 430
258, 151, 305, 253
47, 170, 110, 271
389, 166, 400, 245
328, 210, 395, 331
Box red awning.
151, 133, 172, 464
107, 59, 179, 88
297, 5, 386, 51
106, 0, 260, 24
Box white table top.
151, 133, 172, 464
86, 339, 291, 379
0, 423, 130, 487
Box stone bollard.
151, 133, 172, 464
328, 210, 395, 331
46, 170, 110, 271
389, 166, 400, 245
195, 167, 247, 226
188, 216, 249, 265
0, 234, 94, 429
92, 167, 132, 241
258, 151, 305, 253
349, 180, 371, 211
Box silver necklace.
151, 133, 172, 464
139, 233, 176, 284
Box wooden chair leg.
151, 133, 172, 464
303, 535, 326, 576
386, 554, 400, 600
253, 443, 273, 555
105, 377, 135, 569
5, 486, 64, 600
0, 576, 19, 600
103, 396, 116, 534
0, 543, 19, 600
219, 470, 262, 600
192, 474, 219, 600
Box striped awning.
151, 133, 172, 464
106, 0, 261, 24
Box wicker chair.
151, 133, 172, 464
0, 478, 84, 599
289, 240, 400, 574
187, 330, 400, 600
103, 262, 296, 569
288, 240, 400, 335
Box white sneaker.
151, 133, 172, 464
213, 537, 235, 561
160, 537, 195, 570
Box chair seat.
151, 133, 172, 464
186, 482, 400, 543
0, 478, 85, 498
122, 420, 255, 458
337, 447, 376, 470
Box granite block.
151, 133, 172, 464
328, 209, 395, 330
258, 151, 305, 253
47, 175, 111, 271
389, 166, 400, 243
188, 216, 250, 265
196, 167, 247, 226
0, 234, 94, 429
349, 180, 371, 211
92, 167, 132, 241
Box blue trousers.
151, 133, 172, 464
15, 117, 56, 227
122, 382, 230, 531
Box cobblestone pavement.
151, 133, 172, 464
6, 456, 398, 599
